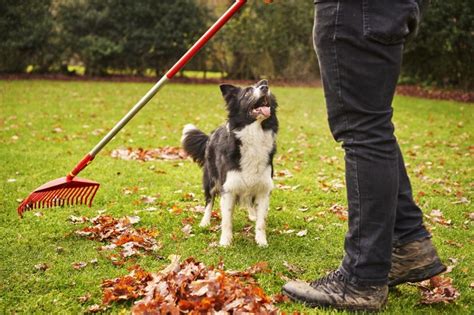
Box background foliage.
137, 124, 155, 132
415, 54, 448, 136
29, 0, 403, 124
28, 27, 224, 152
0, 0, 472, 89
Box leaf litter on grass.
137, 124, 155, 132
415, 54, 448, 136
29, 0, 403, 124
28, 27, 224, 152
100, 256, 282, 314
73, 215, 160, 263
110, 146, 187, 161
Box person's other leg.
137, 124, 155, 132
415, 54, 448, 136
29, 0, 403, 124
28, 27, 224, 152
393, 144, 430, 245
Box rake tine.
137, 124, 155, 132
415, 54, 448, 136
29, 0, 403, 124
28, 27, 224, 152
65, 187, 79, 206
54, 188, 67, 207
40, 191, 55, 208
62, 188, 73, 206
88, 185, 99, 207
31, 193, 42, 209
71, 187, 85, 206
81, 186, 94, 206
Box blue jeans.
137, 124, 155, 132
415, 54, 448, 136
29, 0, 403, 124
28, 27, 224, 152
313, 0, 430, 285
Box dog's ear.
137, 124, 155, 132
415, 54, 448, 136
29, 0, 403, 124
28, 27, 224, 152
219, 84, 238, 99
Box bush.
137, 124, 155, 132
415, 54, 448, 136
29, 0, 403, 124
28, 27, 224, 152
56, 0, 209, 76
216, 1, 319, 81
0, 0, 55, 73
402, 0, 474, 89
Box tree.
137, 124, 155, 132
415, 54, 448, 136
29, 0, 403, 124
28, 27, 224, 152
56, 0, 209, 76
0, 0, 55, 73
402, 0, 474, 89
215, 0, 319, 81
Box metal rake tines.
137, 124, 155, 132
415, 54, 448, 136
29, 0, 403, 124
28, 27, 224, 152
17, 177, 100, 217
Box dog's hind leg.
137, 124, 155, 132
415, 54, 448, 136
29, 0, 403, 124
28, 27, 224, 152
219, 192, 236, 247
199, 197, 214, 227
245, 196, 257, 222
199, 172, 214, 227
254, 193, 270, 247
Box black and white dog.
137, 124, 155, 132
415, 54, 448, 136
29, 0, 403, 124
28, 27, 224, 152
181, 80, 278, 247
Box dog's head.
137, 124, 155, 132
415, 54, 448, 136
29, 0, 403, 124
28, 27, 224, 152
219, 80, 278, 131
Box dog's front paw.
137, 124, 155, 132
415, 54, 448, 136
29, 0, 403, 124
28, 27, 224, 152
219, 234, 232, 247
255, 233, 268, 247
199, 217, 211, 228
247, 208, 257, 222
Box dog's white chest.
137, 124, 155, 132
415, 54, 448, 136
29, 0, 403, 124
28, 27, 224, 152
224, 122, 275, 194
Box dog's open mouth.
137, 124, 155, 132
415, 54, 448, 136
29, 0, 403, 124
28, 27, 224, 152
250, 96, 271, 119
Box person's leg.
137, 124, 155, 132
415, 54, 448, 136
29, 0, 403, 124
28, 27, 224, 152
393, 144, 430, 245
314, 0, 416, 286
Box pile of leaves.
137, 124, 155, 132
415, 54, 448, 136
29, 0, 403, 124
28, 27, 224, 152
74, 215, 159, 263
100, 256, 282, 314
110, 147, 187, 162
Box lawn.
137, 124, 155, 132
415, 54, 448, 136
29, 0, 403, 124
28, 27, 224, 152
0, 80, 472, 314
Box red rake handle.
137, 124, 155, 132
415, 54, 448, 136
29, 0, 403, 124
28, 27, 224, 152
67, 0, 246, 180
67, 154, 94, 181
166, 0, 247, 79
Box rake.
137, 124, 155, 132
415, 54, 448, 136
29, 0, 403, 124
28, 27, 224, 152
17, 0, 247, 217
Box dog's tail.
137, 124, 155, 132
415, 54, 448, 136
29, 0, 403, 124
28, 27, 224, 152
181, 124, 208, 167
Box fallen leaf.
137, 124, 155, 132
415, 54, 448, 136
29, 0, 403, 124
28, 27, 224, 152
181, 224, 193, 238
283, 261, 305, 274
72, 262, 88, 270
272, 293, 290, 304
426, 209, 452, 226
298, 206, 309, 212
418, 276, 460, 305
127, 216, 141, 224
140, 195, 157, 204
329, 203, 348, 221
68, 215, 87, 224
87, 304, 104, 313
78, 293, 91, 303
296, 229, 308, 237
34, 263, 49, 272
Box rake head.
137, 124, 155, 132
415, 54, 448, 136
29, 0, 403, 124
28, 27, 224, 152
17, 177, 100, 218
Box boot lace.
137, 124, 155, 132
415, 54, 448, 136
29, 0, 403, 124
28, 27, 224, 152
310, 269, 346, 288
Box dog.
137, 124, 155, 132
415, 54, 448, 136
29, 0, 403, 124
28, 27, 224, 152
181, 80, 278, 247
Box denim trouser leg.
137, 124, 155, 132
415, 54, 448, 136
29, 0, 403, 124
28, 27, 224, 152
313, 0, 430, 285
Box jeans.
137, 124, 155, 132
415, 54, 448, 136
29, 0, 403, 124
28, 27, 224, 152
313, 0, 430, 285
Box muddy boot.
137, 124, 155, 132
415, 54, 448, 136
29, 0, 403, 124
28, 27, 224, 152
389, 237, 446, 287
282, 270, 388, 312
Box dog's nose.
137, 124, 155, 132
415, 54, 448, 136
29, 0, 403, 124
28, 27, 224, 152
259, 85, 268, 93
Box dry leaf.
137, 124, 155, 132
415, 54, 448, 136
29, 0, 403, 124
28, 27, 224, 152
34, 263, 49, 272
72, 262, 88, 270
296, 229, 308, 237
68, 215, 87, 224
283, 261, 304, 274
329, 203, 348, 221
78, 293, 91, 303
418, 276, 460, 304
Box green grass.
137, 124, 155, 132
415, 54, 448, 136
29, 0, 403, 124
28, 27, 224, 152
0, 80, 472, 314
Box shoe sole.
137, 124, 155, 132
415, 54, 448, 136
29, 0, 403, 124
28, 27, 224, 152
282, 288, 386, 312
388, 260, 447, 287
